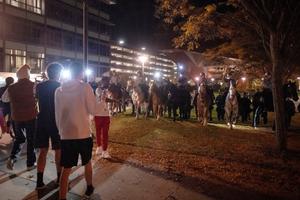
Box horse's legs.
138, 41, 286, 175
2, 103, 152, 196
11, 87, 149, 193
135, 103, 139, 119
232, 105, 239, 127
144, 102, 149, 119
225, 106, 231, 128
172, 105, 177, 122
131, 100, 135, 115
203, 107, 208, 126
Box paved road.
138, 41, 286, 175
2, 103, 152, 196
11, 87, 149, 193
0, 134, 213, 200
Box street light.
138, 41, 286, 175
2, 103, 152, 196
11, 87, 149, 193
178, 65, 184, 70
138, 55, 148, 78
85, 68, 92, 76
241, 77, 246, 82
141, 47, 146, 51
119, 40, 125, 45
83, 0, 88, 80
154, 72, 161, 79
61, 69, 71, 80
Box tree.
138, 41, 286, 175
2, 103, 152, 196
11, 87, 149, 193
156, 0, 300, 152
239, 0, 300, 152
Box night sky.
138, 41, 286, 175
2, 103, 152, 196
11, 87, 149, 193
110, 0, 172, 50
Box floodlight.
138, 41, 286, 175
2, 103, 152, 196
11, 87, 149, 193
61, 69, 71, 80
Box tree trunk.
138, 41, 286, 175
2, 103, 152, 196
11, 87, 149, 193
270, 32, 287, 153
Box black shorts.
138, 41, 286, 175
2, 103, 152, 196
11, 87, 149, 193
60, 137, 93, 168
35, 122, 60, 150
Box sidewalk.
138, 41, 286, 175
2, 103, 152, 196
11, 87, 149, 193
0, 135, 213, 200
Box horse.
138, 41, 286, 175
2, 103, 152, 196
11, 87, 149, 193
224, 82, 239, 129
149, 82, 165, 120
196, 83, 210, 126
108, 83, 123, 115
127, 80, 149, 119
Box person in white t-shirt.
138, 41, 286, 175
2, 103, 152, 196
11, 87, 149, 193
94, 84, 111, 159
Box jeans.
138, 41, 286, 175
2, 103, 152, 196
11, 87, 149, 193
253, 107, 268, 127
10, 119, 36, 167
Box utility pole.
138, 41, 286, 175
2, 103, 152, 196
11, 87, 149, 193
83, 0, 88, 80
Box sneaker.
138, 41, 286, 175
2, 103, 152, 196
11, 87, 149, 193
84, 185, 94, 198
36, 182, 46, 190
6, 158, 15, 170
27, 163, 37, 171
101, 151, 111, 159
95, 147, 102, 155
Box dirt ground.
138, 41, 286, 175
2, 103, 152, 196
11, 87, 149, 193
97, 112, 300, 200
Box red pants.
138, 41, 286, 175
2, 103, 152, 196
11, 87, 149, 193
94, 116, 110, 151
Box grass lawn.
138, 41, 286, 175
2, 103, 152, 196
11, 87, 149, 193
100, 111, 300, 200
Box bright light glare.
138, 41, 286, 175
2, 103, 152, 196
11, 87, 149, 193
179, 65, 184, 70
297, 77, 300, 80
61, 69, 71, 80
211, 78, 215, 82
220, 82, 223, 86
179, 74, 183, 77
154, 72, 161, 79
195, 77, 200, 81
133, 76, 137, 80
138, 55, 148, 64
141, 47, 146, 51
119, 40, 125, 45
241, 77, 246, 81
85, 69, 92, 76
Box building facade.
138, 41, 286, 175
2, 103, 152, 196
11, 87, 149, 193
110, 43, 177, 80
0, 0, 114, 76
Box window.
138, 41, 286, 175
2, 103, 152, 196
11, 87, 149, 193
5, 49, 44, 73
5, 49, 26, 72
47, 27, 61, 48
6, 0, 44, 15
88, 39, 98, 55
5, 17, 28, 41
29, 22, 44, 44
27, 52, 44, 73
63, 32, 74, 51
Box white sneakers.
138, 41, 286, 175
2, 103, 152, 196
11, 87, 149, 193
95, 146, 111, 159
6, 158, 15, 170
101, 151, 111, 159
95, 147, 103, 155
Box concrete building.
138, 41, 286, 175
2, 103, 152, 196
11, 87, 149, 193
0, 0, 114, 77
110, 42, 177, 80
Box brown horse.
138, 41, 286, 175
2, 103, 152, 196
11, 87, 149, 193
149, 82, 164, 120
108, 84, 123, 115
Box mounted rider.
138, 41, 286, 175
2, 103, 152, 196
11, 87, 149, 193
199, 72, 208, 86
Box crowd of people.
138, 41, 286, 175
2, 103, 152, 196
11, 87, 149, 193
0, 62, 111, 200
0, 63, 298, 199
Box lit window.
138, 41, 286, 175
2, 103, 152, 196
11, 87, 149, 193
5, 49, 26, 72
6, 0, 44, 15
